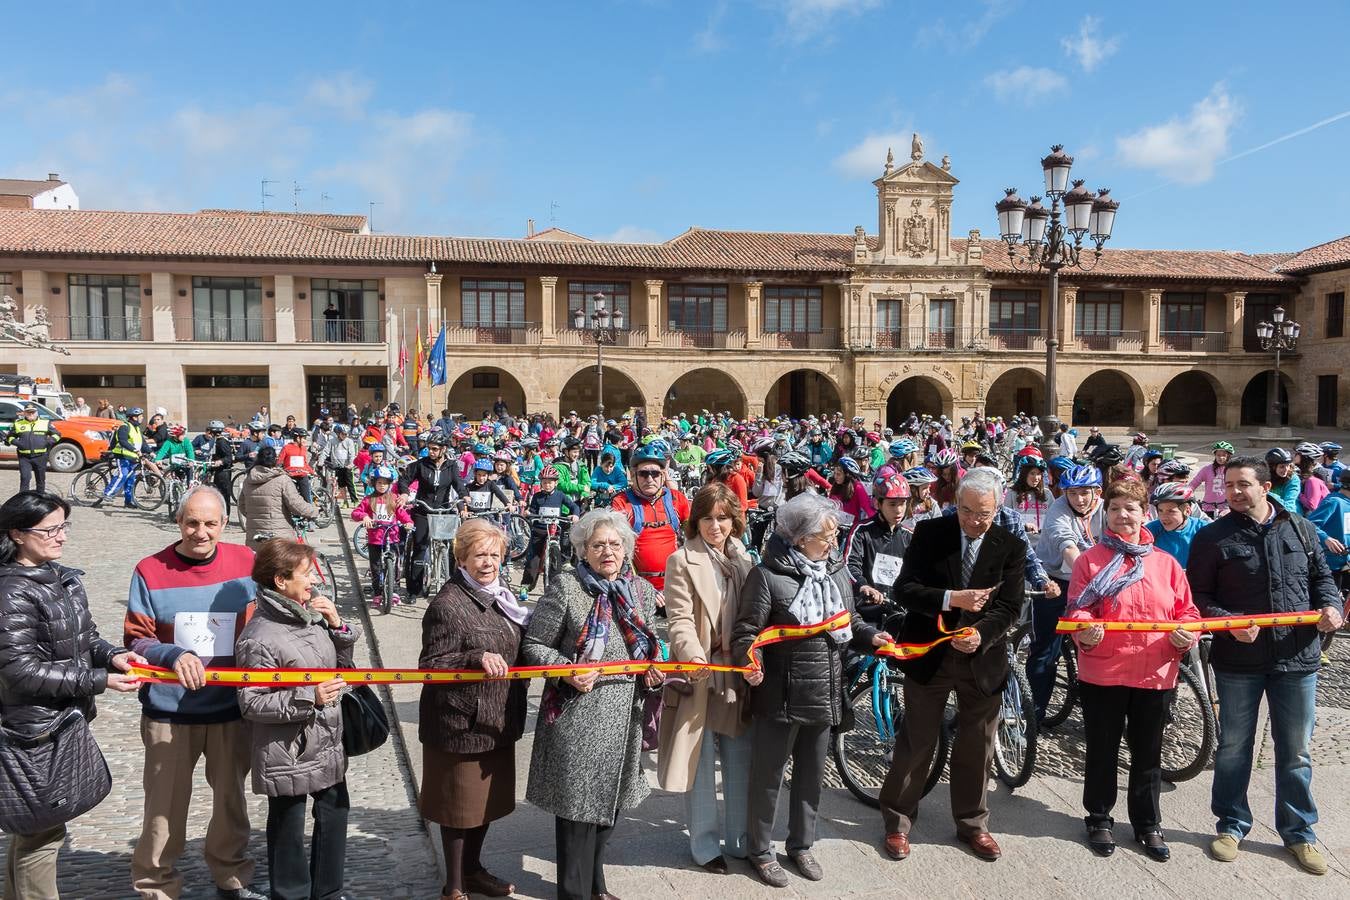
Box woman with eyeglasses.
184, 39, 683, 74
0, 491, 145, 897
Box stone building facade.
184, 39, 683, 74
0, 146, 1346, 432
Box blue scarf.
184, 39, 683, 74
1068, 531, 1152, 615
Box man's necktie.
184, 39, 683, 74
961, 538, 978, 589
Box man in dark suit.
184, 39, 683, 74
878, 467, 1026, 862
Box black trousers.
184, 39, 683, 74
17, 455, 47, 493
746, 718, 829, 861
265, 780, 349, 900
554, 817, 613, 900
1079, 682, 1169, 833
212, 466, 233, 516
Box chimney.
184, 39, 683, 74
47, 173, 60, 182
527, 218, 535, 238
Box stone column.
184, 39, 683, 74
1143, 289, 1162, 353
1059, 286, 1077, 351
425, 273, 443, 327
1225, 291, 1246, 352
539, 275, 558, 344
19, 270, 48, 322
269, 362, 305, 421
273, 275, 297, 343
146, 359, 187, 424
745, 281, 762, 349
644, 279, 663, 348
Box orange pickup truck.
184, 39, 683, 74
0, 398, 118, 472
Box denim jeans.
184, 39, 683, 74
1211, 670, 1319, 846
1025, 582, 1068, 720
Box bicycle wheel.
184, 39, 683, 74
230, 467, 247, 503
993, 668, 1038, 789
831, 679, 947, 808
379, 552, 395, 615
352, 525, 369, 558
507, 515, 529, 561
1160, 664, 1217, 783
312, 485, 335, 529
545, 541, 562, 591
1041, 641, 1079, 729
426, 544, 448, 596
69, 468, 110, 507
135, 472, 167, 510
165, 480, 182, 524
316, 551, 339, 596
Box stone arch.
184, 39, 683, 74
558, 364, 645, 420
1071, 369, 1142, 427
765, 369, 844, 420
1240, 369, 1293, 426
445, 366, 527, 419
1158, 370, 1220, 426
664, 368, 748, 419
983, 367, 1045, 421
885, 376, 953, 430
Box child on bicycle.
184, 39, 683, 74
154, 423, 196, 475
351, 465, 412, 605
519, 465, 580, 595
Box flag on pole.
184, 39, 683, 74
397, 337, 408, 377
429, 325, 448, 386
413, 329, 424, 389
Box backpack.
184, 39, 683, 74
624, 488, 681, 543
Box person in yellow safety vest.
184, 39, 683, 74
5, 406, 56, 493
94, 407, 146, 508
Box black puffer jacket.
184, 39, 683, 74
731, 535, 878, 726
0, 563, 126, 740
1187, 500, 1342, 675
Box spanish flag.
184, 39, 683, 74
413, 330, 424, 389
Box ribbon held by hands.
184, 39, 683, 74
1056, 612, 1324, 634
129, 610, 860, 687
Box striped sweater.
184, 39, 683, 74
124, 542, 256, 724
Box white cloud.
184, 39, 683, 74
597, 225, 664, 243
983, 66, 1068, 104
1061, 16, 1120, 72
833, 131, 912, 177
918, 0, 1016, 51
693, 0, 729, 53
775, 0, 881, 43
1116, 85, 1240, 184
306, 73, 374, 118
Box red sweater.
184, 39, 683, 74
611, 487, 691, 591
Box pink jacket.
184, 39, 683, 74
1065, 529, 1200, 690
351, 494, 412, 546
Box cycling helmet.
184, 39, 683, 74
333, 424, 348, 434
1048, 455, 1075, 473
368, 442, 386, 453
865, 431, 881, 444
933, 448, 961, 469
1132, 432, 1148, 445
128, 407, 144, 417
1142, 448, 1165, 462
1019, 455, 1047, 470
472, 458, 494, 472
1060, 464, 1103, 489
903, 466, 938, 485
873, 473, 911, 500
540, 465, 561, 481
1157, 459, 1191, 478
426, 431, 450, 446
1095, 445, 1124, 466
371, 465, 397, 482
632, 441, 669, 466
1015, 445, 1043, 459
779, 450, 812, 476
751, 437, 777, 456
1320, 441, 1343, 456
472, 442, 491, 456
1265, 447, 1294, 465
836, 457, 862, 477
561, 436, 582, 449
168, 424, 187, 438
520, 436, 539, 450
1213, 441, 1235, 454
889, 438, 918, 458
849, 445, 871, 461
247, 419, 264, 432
205, 419, 224, 433
492, 449, 513, 463
960, 440, 982, 452
1295, 441, 1324, 460
1151, 482, 1194, 506
705, 448, 739, 468
726, 438, 744, 454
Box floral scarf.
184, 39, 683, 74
1068, 530, 1152, 615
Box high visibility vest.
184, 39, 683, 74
11, 419, 51, 455
113, 424, 143, 459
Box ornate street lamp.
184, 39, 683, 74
994, 145, 1118, 453
1256, 305, 1300, 428
573, 292, 624, 420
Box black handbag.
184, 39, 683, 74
0, 709, 112, 834
340, 683, 390, 757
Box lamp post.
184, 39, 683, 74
995, 145, 1119, 456
1256, 305, 1300, 429
573, 291, 624, 421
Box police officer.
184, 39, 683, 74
6, 405, 56, 492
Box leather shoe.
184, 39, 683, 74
441, 892, 468, 900
789, 850, 822, 881
700, 855, 728, 875
883, 832, 910, 860
465, 868, 515, 896
1087, 827, 1115, 857
751, 859, 789, 889
217, 889, 268, 900
961, 832, 1002, 861
1136, 830, 1170, 862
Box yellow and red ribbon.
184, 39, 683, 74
874, 614, 976, 660
1056, 612, 1323, 634
130, 610, 868, 687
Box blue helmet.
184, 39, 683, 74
371, 465, 397, 482
836, 457, 861, 477
1059, 464, 1102, 489
1048, 455, 1075, 472
631, 441, 669, 466
472, 458, 494, 472
902, 466, 938, 485
368, 442, 386, 453
889, 438, 918, 459
472, 442, 491, 456
1143, 449, 1165, 462
704, 448, 739, 468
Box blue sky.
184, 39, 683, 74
3, 1, 1348, 252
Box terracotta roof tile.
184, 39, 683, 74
524, 227, 593, 242
1275, 234, 1350, 274
981, 245, 1296, 285
199, 209, 369, 233
0, 177, 65, 197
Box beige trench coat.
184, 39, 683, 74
656, 534, 753, 792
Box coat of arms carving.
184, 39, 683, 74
902, 199, 930, 257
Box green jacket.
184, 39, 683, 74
674, 446, 705, 467
554, 458, 592, 500
154, 437, 196, 463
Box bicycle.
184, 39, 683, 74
250, 517, 339, 596
362, 520, 406, 615
413, 500, 460, 598
993, 596, 1041, 790
164, 459, 211, 522
69, 453, 166, 510
532, 505, 570, 594
466, 505, 530, 562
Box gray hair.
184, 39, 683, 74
773, 491, 839, 544
955, 467, 1004, 503
569, 508, 636, 560
175, 485, 227, 523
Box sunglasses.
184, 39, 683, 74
635, 469, 663, 479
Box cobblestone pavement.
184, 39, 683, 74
0, 469, 440, 900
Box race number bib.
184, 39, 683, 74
539, 506, 562, 519
1211, 476, 1223, 497
871, 553, 903, 587
174, 612, 236, 660
288, 455, 306, 469
470, 491, 491, 509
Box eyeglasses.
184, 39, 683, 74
807, 529, 839, 545
21, 522, 70, 539
587, 540, 625, 553
635, 470, 663, 479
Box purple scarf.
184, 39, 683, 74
1068, 530, 1152, 616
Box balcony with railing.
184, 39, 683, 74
299, 318, 382, 343
1157, 331, 1227, 353
978, 327, 1046, 352
556, 327, 646, 348
849, 325, 965, 351
45, 314, 146, 341
1075, 330, 1144, 352
173, 317, 275, 342
443, 321, 541, 346
760, 328, 840, 350
657, 328, 748, 350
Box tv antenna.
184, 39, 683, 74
261, 179, 277, 210
320, 192, 331, 211
368, 201, 382, 233
549, 200, 560, 225
293, 181, 305, 212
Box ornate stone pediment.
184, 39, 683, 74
863, 136, 960, 268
